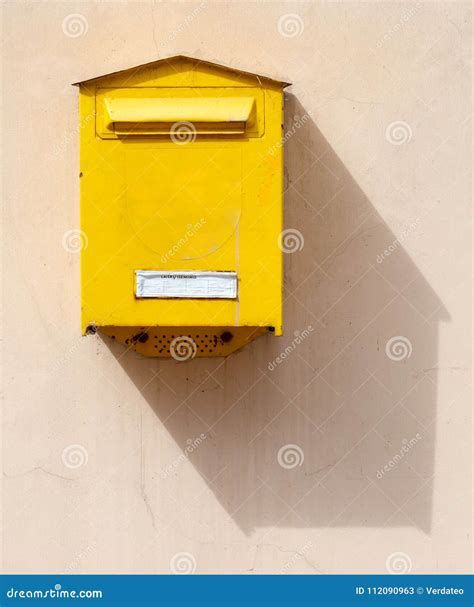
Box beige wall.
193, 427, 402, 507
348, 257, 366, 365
1, 1, 472, 574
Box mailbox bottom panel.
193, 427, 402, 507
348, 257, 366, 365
98, 326, 270, 358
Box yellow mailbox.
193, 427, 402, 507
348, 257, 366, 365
76, 56, 289, 358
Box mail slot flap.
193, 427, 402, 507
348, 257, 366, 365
96, 87, 265, 138
105, 97, 255, 126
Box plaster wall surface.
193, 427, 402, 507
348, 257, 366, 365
1, 0, 472, 574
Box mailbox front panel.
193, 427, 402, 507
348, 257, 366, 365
79, 57, 284, 356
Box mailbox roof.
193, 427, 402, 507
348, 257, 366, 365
72, 54, 291, 88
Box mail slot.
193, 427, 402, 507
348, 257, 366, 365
76, 55, 289, 358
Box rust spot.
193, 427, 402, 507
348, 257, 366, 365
132, 332, 149, 344
85, 324, 97, 335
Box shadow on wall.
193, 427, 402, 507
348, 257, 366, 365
102, 94, 448, 536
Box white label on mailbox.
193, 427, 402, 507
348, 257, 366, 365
135, 271, 237, 299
